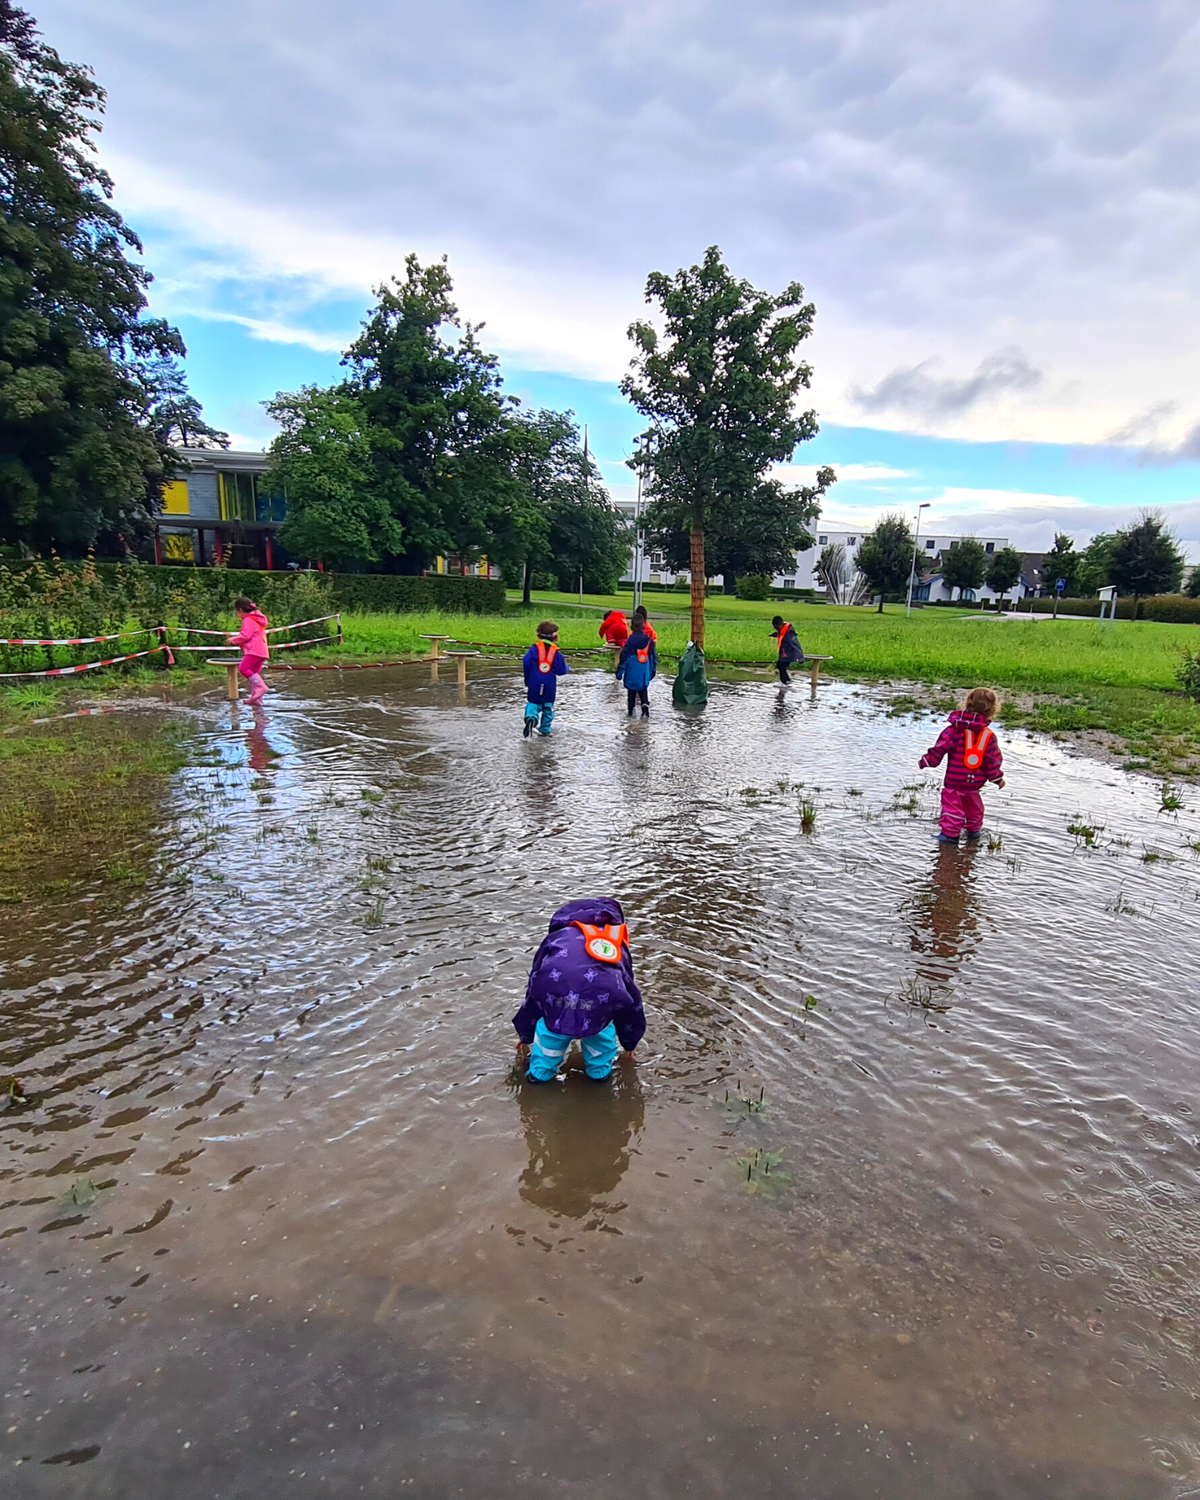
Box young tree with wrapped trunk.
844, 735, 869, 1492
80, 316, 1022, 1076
620, 247, 821, 647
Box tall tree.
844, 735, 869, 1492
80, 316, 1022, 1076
855, 513, 915, 612
938, 538, 987, 600
621, 247, 821, 646
1043, 532, 1080, 596
343, 255, 520, 572
140, 355, 228, 451
0, 2, 200, 552
1109, 511, 1184, 604
985, 545, 1024, 605
645, 469, 833, 598
265, 385, 401, 571
1076, 532, 1118, 595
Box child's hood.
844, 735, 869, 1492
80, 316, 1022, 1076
244, 609, 269, 629
949, 709, 989, 729
546, 896, 625, 931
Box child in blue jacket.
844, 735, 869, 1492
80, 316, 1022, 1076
616, 625, 656, 717
522, 620, 570, 736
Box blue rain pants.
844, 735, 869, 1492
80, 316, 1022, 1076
527, 1018, 619, 1082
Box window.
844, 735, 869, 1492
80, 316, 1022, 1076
782, 579, 795, 589
924, 538, 935, 549
218, 471, 257, 522
847, 537, 857, 546
818, 536, 827, 545
985, 541, 995, 554
256, 488, 287, 524
949, 540, 959, 549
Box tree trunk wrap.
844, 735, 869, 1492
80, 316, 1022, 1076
689, 523, 706, 648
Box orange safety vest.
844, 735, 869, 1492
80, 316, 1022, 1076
635, 644, 649, 664
571, 922, 628, 964
962, 724, 994, 770
535, 640, 559, 674
776, 622, 792, 650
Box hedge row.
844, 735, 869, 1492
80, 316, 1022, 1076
0, 559, 505, 663
1021, 594, 1200, 622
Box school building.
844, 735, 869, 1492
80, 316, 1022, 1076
155, 448, 496, 577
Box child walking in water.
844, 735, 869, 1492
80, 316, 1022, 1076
919, 687, 1006, 843
616, 619, 656, 717
522, 620, 569, 737
226, 596, 270, 706
513, 897, 646, 1083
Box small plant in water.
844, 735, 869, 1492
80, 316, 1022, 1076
736, 1148, 790, 1198
799, 798, 817, 833
1104, 887, 1140, 917
846, 787, 863, 797
986, 831, 1003, 852
366, 856, 392, 872
105, 859, 144, 884
1067, 818, 1104, 847
1159, 783, 1184, 814
363, 897, 385, 930
360, 788, 384, 803
899, 978, 950, 1014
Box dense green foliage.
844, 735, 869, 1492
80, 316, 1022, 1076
855, 514, 915, 611
263, 259, 626, 585
1042, 533, 1080, 596
0, 556, 503, 668
938, 538, 987, 598
985, 545, 1024, 598
0, 3, 210, 553
1108, 511, 1184, 600
621, 246, 824, 645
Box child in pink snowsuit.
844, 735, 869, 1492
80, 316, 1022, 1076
226, 596, 270, 706
919, 687, 1005, 843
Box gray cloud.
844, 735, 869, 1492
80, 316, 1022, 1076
934, 499, 1200, 560
850, 348, 1043, 419
28, 0, 1200, 442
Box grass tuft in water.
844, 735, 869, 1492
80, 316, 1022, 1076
1067, 818, 1104, 847
1159, 783, 1184, 813
363, 897, 385, 929
986, 831, 1004, 852
735, 1149, 790, 1197
799, 798, 817, 833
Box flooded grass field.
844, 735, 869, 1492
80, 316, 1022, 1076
3, 665, 1200, 1498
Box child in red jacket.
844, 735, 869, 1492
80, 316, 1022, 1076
919, 687, 1005, 843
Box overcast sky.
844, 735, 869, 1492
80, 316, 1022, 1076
33, 0, 1200, 555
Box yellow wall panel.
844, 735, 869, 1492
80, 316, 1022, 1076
162, 480, 190, 515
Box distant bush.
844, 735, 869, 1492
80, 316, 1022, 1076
0, 559, 504, 673
734, 574, 772, 600
1020, 594, 1200, 622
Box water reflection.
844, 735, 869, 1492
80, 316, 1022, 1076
903, 843, 982, 991
517, 1068, 644, 1218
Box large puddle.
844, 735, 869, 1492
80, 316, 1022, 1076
4, 665, 1200, 1497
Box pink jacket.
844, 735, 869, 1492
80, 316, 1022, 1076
228, 608, 270, 659
920, 710, 1003, 790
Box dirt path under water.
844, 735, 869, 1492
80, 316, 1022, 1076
3, 665, 1199, 1497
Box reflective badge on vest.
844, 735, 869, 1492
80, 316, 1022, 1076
536, 640, 558, 674
962, 725, 993, 770
572, 922, 628, 964
636, 646, 649, 664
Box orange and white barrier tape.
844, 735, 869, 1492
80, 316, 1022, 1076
0, 644, 175, 679
0, 628, 156, 647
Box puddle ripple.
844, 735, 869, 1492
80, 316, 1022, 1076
2, 668, 1199, 1495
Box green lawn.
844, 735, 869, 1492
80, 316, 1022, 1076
5, 592, 1200, 778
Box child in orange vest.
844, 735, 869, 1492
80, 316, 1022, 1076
522, 620, 569, 737
919, 687, 1006, 843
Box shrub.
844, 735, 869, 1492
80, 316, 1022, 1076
735, 574, 772, 600
1176, 643, 1200, 700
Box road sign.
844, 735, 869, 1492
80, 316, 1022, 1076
1055, 578, 1065, 593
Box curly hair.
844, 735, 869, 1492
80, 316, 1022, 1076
964, 687, 998, 719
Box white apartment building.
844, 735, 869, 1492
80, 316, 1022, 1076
615, 504, 1016, 603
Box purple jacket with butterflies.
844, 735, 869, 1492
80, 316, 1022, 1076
512, 897, 646, 1050
920, 709, 1003, 791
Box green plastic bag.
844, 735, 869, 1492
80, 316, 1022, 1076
672, 642, 709, 706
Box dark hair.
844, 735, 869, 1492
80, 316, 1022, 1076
771, 615, 783, 628
536, 620, 558, 640
632, 606, 647, 622
233, 596, 256, 613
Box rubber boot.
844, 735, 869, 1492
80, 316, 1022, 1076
247, 673, 268, 706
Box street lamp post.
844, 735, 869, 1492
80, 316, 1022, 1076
905, 503, 931, 617
632, 432, 651, 615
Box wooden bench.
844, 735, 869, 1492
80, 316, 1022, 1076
442, 649, 481, 687
801, 655, 832, 693
207, 658, 243, 701
418, 634, 454, 660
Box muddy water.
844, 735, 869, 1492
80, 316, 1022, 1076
4, 665, 1200, 1497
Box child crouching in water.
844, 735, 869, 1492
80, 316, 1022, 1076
919, 687, 1006, 843
513, 898, 645, 1083
522, 620, 569, 737
226, 596, 270, 706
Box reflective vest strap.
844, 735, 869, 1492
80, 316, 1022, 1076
536, 640, 558, 672
962, 725, 993, 767
776, 623, 792, 648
